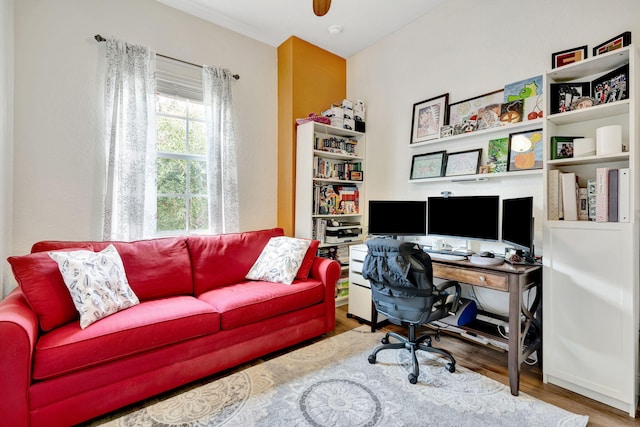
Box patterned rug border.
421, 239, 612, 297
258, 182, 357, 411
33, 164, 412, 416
95, 325, 589, 427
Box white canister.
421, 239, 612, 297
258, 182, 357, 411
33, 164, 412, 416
596, 125, 622, 155
573, 137, 596, 157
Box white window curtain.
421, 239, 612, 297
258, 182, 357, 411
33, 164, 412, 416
103, 38, 157, 241
202, 66, 239, 234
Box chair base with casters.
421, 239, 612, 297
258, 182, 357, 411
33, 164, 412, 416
362, 238, 461, 385
368, 323, 456, 384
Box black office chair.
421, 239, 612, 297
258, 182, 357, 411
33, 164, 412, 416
362, 238, 461, 384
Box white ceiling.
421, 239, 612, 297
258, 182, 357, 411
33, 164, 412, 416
155, 0, 445, 58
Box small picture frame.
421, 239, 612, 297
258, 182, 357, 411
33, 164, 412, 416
445, 149, 482, 177
478, 165, 490, 174
508, 129, 543, 171
551, 46, 588, 68
550, 136, 578, 160
550, 82, 591, 114
410, 94, 449, 144
349, 170, 363, 181
593, 31, 631, 56
592, 64, 629, 105
410, 151, 446, 180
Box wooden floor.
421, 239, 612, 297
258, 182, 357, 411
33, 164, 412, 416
333, 305, 640, 427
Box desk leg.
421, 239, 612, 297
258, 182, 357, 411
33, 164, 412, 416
508, 277, 522, 396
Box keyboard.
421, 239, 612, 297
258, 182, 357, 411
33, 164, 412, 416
425, 252, 467, 261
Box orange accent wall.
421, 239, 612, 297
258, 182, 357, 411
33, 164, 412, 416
277, 36, 346, 236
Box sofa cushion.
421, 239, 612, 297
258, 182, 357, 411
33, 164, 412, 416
197, 279, 324, 330
32, 237, 193, 301
187, 228, 285, 295
246, 237, 311, 285
32, 296, 220, 380
296, 239, 320, 279
48, 245, 139, 329
8, 247, 91, 331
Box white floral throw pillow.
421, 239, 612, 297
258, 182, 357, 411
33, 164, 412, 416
246, 237, 312, 285
48, 244, 139, 329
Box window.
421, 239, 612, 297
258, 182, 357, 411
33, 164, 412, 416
156, 94, 208, 233
155, 57, 208, 234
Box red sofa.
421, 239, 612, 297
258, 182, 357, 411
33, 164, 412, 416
0, 228, 340, 427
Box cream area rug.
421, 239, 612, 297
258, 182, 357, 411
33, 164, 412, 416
96, 326, 588, 427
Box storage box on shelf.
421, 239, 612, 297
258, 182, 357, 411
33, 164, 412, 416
542, 45, 639, 417
296, 121, 366, 306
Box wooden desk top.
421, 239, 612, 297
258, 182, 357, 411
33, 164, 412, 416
431, 257, 541, 274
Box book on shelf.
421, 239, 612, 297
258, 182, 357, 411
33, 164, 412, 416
608, 169, 619, 222
313, 157, 362, 180
578, 188, 588, 221
561, 172, 578, 221
313, 184, 360, 215
548, 169, 560, 220
317, 245, 350, 266
595, 168, 610, 222
314, 133, 358, 156
587, 178, 597, 221
595, 167, 625, 223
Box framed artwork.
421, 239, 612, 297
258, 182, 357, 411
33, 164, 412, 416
476, 103, 502, 130
507, 129, 543, 171
410, 151, 446, 180
448, 89, 504, 134
551, 46, 588, 68
550, 136, 578, 160
444, 149, 482, 177
592, 64, 629, 105
487, 137, 509, 173
503, 75, 543, 122
500, 100, 524, 124
593, 31, 631, 56
410, 94, 449, 144
504, 75, 543, 102
549, 82, 591, 114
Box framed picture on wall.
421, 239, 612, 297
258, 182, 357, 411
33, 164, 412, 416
444, 149, 482, 176
448, 89, 504, 135
410, 151, 446, 179
507, 129, 543, 171
410, 94, 449, 144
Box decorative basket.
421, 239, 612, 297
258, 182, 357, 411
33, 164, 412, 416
296, 113, 331, 125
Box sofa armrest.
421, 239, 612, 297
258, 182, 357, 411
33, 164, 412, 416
0, 289, 39, 427
309, 257, 341, 332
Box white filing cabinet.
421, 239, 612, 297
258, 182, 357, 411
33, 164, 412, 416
347, 244, 386, 325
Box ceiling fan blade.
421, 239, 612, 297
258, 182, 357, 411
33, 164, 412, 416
313, 0, 331, 16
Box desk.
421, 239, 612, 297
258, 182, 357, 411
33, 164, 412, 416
371, 257, 541, 396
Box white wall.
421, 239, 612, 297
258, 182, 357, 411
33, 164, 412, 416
12, 0, 278, 259
1, 0, 14, 298
347, 0, 640, 253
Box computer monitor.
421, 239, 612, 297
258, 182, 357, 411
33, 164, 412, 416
367, 200, 427, 238
501, 196, 534, 261
427, 195, 499, 242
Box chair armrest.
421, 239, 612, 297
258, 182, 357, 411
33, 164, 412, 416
309, 257, 341, 332
436, 280, 461, 315
0, 289, 39, 427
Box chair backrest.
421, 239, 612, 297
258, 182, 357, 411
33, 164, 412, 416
362, 239, 438, 325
